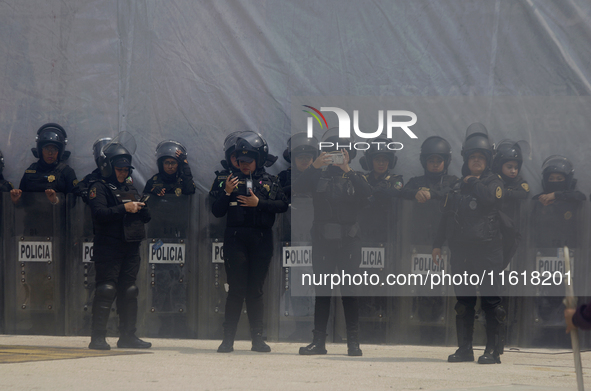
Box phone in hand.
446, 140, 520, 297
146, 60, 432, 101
139, 194, 150, 203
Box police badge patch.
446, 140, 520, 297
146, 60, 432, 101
175, 188, 182, 197
73, 179, 79, 186
89, 187, 97, 200
521, 183, 529, 192
48, 175, 56, 183
263, 184, 270, 193
564, 211, 573, 220
496, 186, 502, 198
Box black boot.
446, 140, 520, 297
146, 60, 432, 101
448, 304, 475, 362
88, 331, 110, 350
346, 330, 363, 357
89, 283, 116, 350
251, 328, 271, 352
478, 306, 505, 364
299, 330, 327, 355
217, 325, 237, 353
117, 285, 152, 349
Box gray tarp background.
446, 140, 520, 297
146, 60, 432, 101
1, 0, 590, 196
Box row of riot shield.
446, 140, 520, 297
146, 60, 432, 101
2, 191, 591, 349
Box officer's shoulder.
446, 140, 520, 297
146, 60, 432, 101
24, 162, 38, 172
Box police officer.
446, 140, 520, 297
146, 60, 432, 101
0, 149, 14, 192
360, 136, 403, 205
401, 136, 458, 203
11, 123, 77, 205
278, 132, 319, 202
492, 139, 530, 219
87, 140, 152, 350
211, 132, 288, 353
295, 128, 372, 356
73, 137, 112, 203
143, 140, 196, 197
432, 123, 506, 364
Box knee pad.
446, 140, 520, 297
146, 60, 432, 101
494, 305, 507, 323
96, 283, 117, 300
125, 285, 139, 299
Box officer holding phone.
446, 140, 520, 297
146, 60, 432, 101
211, 132, 288, 353
87, 139, 152, 350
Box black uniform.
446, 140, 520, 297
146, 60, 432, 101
73, 168, 102, 203
295, 165, 372, 334
401, 173, 458, 201
210, 169, 288, 332
531, 188, 586, 248
143, 162, 196, 197
0, 175, 13, 192
499, 174, 529, 220
434, 170, 505, 358
89, 177, 151, 338
19, 159, 77, 193
361, 171, 403, 242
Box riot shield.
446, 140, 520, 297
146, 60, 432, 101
143, 193, 199, 338
3, 192, 66, 335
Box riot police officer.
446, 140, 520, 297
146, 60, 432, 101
0, 149, 14, 192
87, 139, 152, 350
12, 123, 77, 205
278, 132, 319, 202
401, 136, 458, 203
492, 139, 530, 218
143, 140, 196, 197
432, 123, 506, 364
295, 128, 372, 356
73, 137, 112, 203
360, 136, 403, 205
211, 132, 288, 353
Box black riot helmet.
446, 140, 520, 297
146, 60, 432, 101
92, 137, 112, 167
97, 132, 137, 178
492, 139, 530, 174
223, 131, 250, 169
234, 132, 270, 169
359, 136, 396, 171
420, 136, 452, 171
32, 123, 70, 161
156, 140, 186, 162
541, 155, 574, 192
321, 127, 357, 161
283, 132, 319, 163
461, 123, 494, 176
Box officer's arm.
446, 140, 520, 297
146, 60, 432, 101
369, 175, 403, 202
348, 170, 373, 199
554, 190, 586, 202
210, 177, 231, 217
469, 176, 502, 206
179, 164, 197, 195
89, 184, 126, 222
18, 172, 27, 192
429, 176, 460, 200
400, 177, 420, 200
257, 184, 289, 214
64, 167, 78, 194
504, 185, 529, 200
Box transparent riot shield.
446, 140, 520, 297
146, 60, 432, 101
143, 193, 199, 338
278, 196, 319, 341
519, 197, 588, 348
397, 198, 455, 345
332, 197, 401, 344
3, 192, 66, 335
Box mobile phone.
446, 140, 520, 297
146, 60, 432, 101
246, 179, 253, 194
327, 151, 345, 165
139, 194, 150, 203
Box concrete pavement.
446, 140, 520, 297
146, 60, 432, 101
0, 334, 589, 390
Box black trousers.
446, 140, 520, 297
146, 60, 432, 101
223, 227, 274, 330
93, 235, 141, 321
450, 240, 503, 336
311, 236, 360, 334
